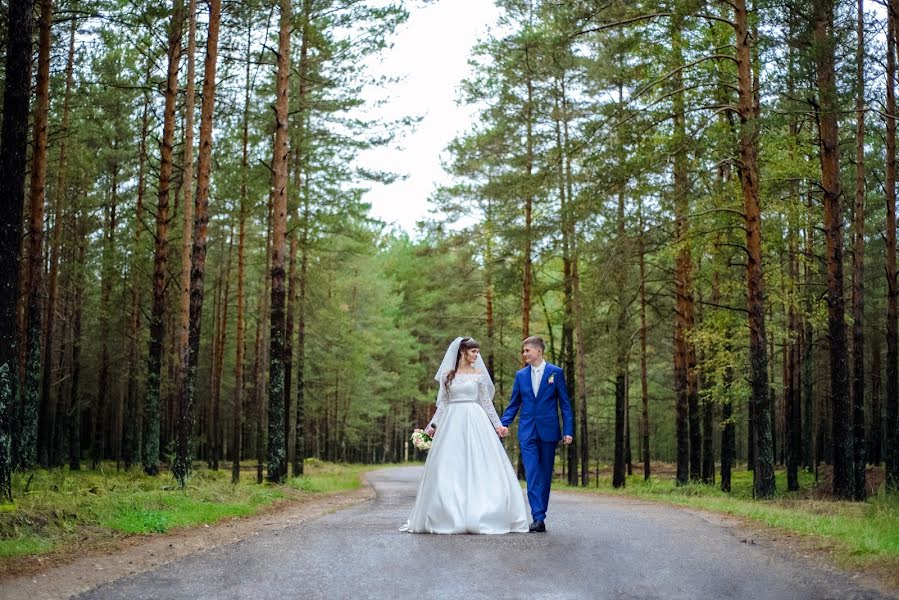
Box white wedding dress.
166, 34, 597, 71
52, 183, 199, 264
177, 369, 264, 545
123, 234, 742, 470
401, 373, 529, 534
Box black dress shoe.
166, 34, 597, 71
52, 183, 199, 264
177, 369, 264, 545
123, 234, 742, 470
528, 520, 546, 532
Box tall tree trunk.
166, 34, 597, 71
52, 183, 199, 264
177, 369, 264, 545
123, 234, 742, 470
803, 191, 816, 472
784, 9, 802, 492
698, 281, 714, 484
93, 167, 119, 467
233, 19, 253, 486
522, 56, 534, 342
68, 216, 86, 471
701, 367, 715, 484
211, 234, 233, 470
0, 0, 35, 501
870, 338, 883, 466
556, 73, 577, 486
572, 228, 589, 486
257, 191, 274, 484
639, 198, 650, 481
886, 0, 899, 491
175, 0, 197, 467
613, 183, 627, 489
787, 225, 801, 491
284, 225, 297, 476
514, 61, 535, 482
813, 0, 853, 500
850, 0, 867, 500
268, 0, 292, 484
173, 0, 222, 487
671, 14, 696, 485
22, 0, 53, 470
735, 0, 775, 498
40, 15, 76, 468
293, 195, 309, 477
125, 66, 152, 470
254, 315, 264, 484
291, 0, 312, 478
716, 271, 735, 492
144, 0, 184, 475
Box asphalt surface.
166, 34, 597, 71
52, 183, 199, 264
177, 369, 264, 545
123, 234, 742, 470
76, 466, 891, 600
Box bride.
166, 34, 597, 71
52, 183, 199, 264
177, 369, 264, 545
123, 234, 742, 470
400, 337, 529, 534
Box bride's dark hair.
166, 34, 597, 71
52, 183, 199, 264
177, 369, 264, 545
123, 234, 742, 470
444, 337, 480, 392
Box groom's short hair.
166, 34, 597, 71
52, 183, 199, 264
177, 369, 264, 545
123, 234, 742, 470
522, 336, 545, 352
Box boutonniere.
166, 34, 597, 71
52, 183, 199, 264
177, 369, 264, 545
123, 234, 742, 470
548, 373, 555, 384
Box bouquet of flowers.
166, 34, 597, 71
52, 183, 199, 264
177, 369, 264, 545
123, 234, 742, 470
411, 428, 433, 451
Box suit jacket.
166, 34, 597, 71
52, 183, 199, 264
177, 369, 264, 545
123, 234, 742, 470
501, 362, 574, 442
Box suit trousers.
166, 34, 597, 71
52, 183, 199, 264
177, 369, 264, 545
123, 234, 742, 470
520, 436, 558, 521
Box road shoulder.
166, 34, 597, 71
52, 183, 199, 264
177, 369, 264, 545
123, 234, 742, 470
554, 488, 899, 599
0, 480, 375, 600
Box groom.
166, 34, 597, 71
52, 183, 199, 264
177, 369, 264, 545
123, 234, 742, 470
499, 336, 573, 533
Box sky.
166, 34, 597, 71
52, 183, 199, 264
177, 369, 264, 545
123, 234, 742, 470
357, 0, 500, 235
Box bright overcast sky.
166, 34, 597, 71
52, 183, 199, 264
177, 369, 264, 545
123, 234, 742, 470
357, 0, 500, 235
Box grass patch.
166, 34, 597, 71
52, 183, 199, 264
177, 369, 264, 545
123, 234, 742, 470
0, 460, 369, 560
557, 467, 899, 569
0, 536, 53, 558
286, 461, 368, 494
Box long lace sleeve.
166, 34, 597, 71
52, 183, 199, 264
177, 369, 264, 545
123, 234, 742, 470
478, 374, 502, 427
429, 383, 448, 428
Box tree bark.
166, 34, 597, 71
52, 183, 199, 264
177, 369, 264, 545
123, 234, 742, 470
0, 0, 35, 501
293, 193, 309, 477
671, 13, 696, 485
268, 0, 292, 484
175, 0, 197, 466
718, 272, 735, 493
93, 165, 119, 467
291, 0, 312, 479
787, 227, 801, 491
803, 190, 816, 472
233, 18, 253, 485
125, 65, 152, 470
572, 228, 589, 486
886, 0, 899, 491
639, 198, 650, 481
68, 216, 87, 471
613, 184, 627, 489
284, 224, 297, 475
144, 0, 183, 475
256, 191, 274, 484
173, 0, 222, 487
22, 0, 53, 470
556, 72, 577, 486
813, 0, 853, 500
522, 56, 534, 342
211, 234, 233, 470
850, 0, 867, 500
735, 0, 775, 498
870, 338, 883, 466
40, 15, 76, 468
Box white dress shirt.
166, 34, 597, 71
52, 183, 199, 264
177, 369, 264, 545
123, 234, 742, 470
531, 360, 546, 395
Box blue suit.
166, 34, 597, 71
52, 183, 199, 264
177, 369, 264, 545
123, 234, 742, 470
500, 362, 574, 522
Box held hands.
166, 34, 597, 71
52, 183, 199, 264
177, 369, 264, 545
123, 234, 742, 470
495, 426, 509, 438
425, 425, 436, 437
562, 435, 573, 445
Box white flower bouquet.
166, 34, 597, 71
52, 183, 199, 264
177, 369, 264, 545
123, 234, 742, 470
411, 428, 433, 451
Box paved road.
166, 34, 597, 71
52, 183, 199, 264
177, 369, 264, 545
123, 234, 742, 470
77, 466, 890, 600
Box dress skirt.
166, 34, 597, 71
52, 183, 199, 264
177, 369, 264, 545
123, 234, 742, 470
401, 401, 529, 534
